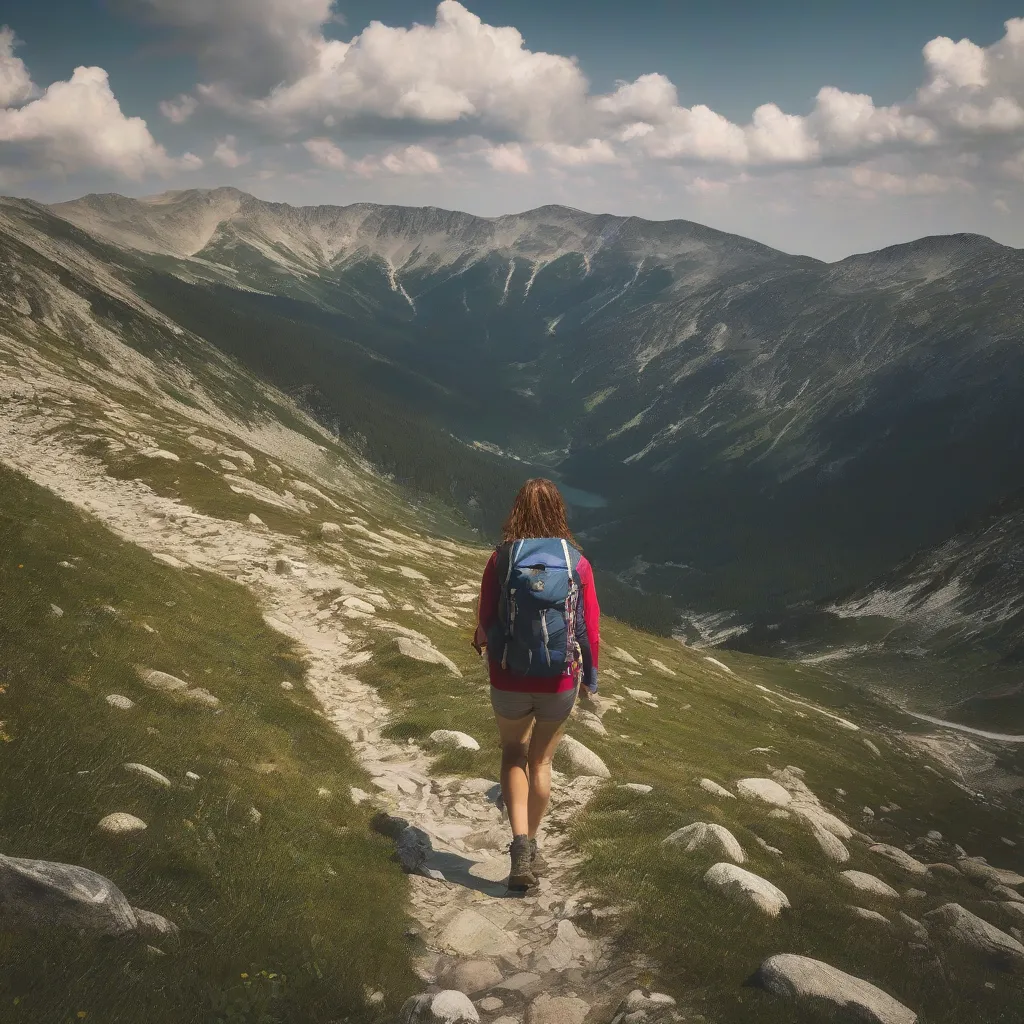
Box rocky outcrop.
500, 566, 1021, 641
663, 822, 745, 864
753, 953, 917, 1024
704, 863, 790, 917
923, 903, 1024, 972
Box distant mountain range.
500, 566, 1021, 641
5, 187, 1023, 720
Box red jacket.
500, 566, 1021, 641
478, 547, 601, 693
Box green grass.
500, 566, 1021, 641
352, 599, 1024, 1024
0, 464, 419, 1024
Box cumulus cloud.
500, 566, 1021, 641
539, 138, 619, 166
812, 163, 973, 200
483, 142, 530, 174
304, 136, 347, 169
160, 93, 198, 124
0, 26, 35, 107
0, 62, 200, 180
213, 134, 248, 167
351, 144, 443, 178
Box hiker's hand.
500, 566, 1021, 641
471, 624, 487, 655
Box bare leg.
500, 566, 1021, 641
527, 717, 568, 839
494, 712, 535, 838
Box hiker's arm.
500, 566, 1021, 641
473, 551, 498, 652
579, 559, 601, 692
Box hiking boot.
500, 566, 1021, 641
508, 834, 537, 890
529, 837, 547, 875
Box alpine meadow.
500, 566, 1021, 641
2, 4, 1024, 1024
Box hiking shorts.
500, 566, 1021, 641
490, 684, 579, 723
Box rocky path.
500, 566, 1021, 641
0, 409, 677, 1024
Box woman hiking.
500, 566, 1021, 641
472, 478, 600, 890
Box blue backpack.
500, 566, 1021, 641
487, 537, 584, 679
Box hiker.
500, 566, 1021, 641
472, 478, 600, 890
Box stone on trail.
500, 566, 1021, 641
840, 871, 899, 898
280, 681, 294, 691
399, 565, 429, 581
0, 854, 139, 938
870, 844, 928, 876
620, 783, 653, 795
106, 694, 136, 710
526, 993, 590, 1024
400, 990, 480, 1023
97, 813, 148, 836
141, 449, 179, 462
343, 596, 376, 615
558, 735, 611, 779
811, 824, 850, 864
438, 909, 519, 958
664, 822, 745, 864
618, 988, 678, 1017
320, 522, 343, 538
737, 778, 792, 807
923, 903, 1024, 972
700, 778, 735, 799
754, 953, 917, 1024
704, 863, 790, 918
395, 636, 462, 677
576, 708, 607, 735
247, 513, 265, 527
123, 763, 172, 788
429, 729, 480, 752
439, 959, 503, 995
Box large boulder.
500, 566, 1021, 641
439, 959, 503, 995
754, 954, 917, 1024
0, 854, 138, 938
526, 993, 590, 1024
133, 907, 181, 949
956, 857, 1024, 888
429, 730, 480, 752
736, 778, 792, 807
558, 735, 611, 779
663, 822, 745, 864
395, 637, 462, 677
811, 824, 850, 864
400, 990, 480, 1023
704, 863, 790, 918
923, 903, 1024, 972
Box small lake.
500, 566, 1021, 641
559, 484, 609, 509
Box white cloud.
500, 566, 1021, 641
0, 63, 200, 180
304, 136, 347, 170
213, 134, 248, 167
0, 26, 35, 107
381, 145, 442, 175
483, 142, 530, 174
813, 163, 972, 200
160, 94, 198, 124
539, 138, 619, 166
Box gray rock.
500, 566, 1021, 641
183, 687, 221, 708
663, 822, 745, 863
275, 558, 293, 575
97, 813, 148, 836
736, 778, 792, 807
439, 959, 503, 995
320, 522, 343, 538
429, 730, 480, 752
576, 709, 608, 735
811, 824, 850, 863
106, 694, 136, 710
132, 908, 180, 949
396, 636, 462, 677
494, 972, 543, 999
247, 513, 265, 527
923, 903, 1024, 971
526, 993, 590, 1024
138, 669, 188, 694
50, 604, 64, 618
927, 862, 961, 880
957, 858, 1024, 888
755, 953, 917, 1024
990, 883, 1024, 904
870, 844, 928, 876
618, 988, 677, 1018
894, 913, 928, 943
558, 735, 611, 779
400, 990, 480, 1023
850, 906, 891, 926
0, 854, 139, 938
438, 909, 518, 958
840, 871, 899, 898
123, 763, 172, 788
280, 681, 294, 691
704, 863, 790, 917
478, 997, 504, 1013
699, 778, 735, 799
619, 783, 653, 795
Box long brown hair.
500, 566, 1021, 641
501, 478, 582, 550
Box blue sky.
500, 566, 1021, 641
1, 1, 1023, 258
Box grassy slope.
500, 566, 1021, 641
363, 605, 1024, 1023
0, 463, 419, 1024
